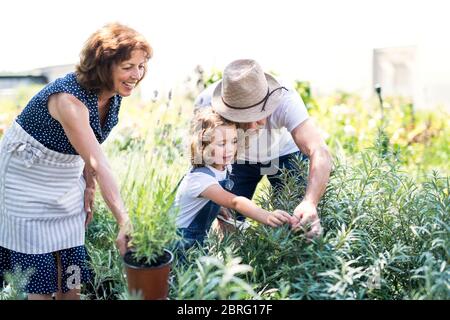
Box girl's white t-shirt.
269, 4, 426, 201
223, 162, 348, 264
174, 165, 231, 228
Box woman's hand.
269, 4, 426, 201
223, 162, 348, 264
116, 220, 132, 256
84, 186, 96, 227
83, 162, 96, 227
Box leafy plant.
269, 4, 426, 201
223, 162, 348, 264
0, 266, 33, 300
83, 202, 127, 300
170, 247, 258, 300
123, 158, 180, 265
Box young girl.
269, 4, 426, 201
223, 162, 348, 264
174, 108, 294, 250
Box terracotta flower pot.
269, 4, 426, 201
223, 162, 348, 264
123, 249, 173, 300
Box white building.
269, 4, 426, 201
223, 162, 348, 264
373, 46, 450, 110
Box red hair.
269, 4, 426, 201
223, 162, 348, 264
76, 22, 153, 91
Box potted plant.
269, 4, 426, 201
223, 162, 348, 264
122, 172, 180, 300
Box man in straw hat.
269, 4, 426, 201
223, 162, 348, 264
194, 59, 331, 240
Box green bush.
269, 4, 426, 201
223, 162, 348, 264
123, 157, 180, 265
200, 146, 449, 300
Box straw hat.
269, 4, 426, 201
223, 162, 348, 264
212, 59, 287, 123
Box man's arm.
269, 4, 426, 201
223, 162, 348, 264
290, 118, 332, 239
292, 118, 332, 206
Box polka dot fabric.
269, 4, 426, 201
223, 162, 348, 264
0, 245, 91, 294
16, 72, 122, 155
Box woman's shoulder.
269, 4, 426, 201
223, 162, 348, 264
59, 72, 88, 94
46, 92, 90, 127
45, 72, 74, 88
45, 72, 90, 97
49, 91, 85, 108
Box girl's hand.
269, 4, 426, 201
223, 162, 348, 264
265, 209, 292, 227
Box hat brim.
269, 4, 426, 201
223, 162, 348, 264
211, 73, 285, 123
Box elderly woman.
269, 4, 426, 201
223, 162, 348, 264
0, 23, 152, 300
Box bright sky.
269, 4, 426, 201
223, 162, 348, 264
1, 0, 449, 95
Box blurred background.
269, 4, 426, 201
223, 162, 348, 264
0, 0, 448, 176
1, 0, 450, 108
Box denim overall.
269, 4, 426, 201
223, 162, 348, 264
177, 167, 234, 250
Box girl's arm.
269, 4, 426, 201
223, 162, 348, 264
200, 184, 293, 227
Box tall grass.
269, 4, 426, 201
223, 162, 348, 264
189, 143, 449, 300
0, 72, 448, 300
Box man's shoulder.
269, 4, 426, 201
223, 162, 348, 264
270, 87, 300, 117
269, 79, 308, 130
194, 81, 220, 107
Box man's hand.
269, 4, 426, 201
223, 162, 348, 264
84, 187, 95, 227
292, 200, 322, 240
290, 118, 331, 241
